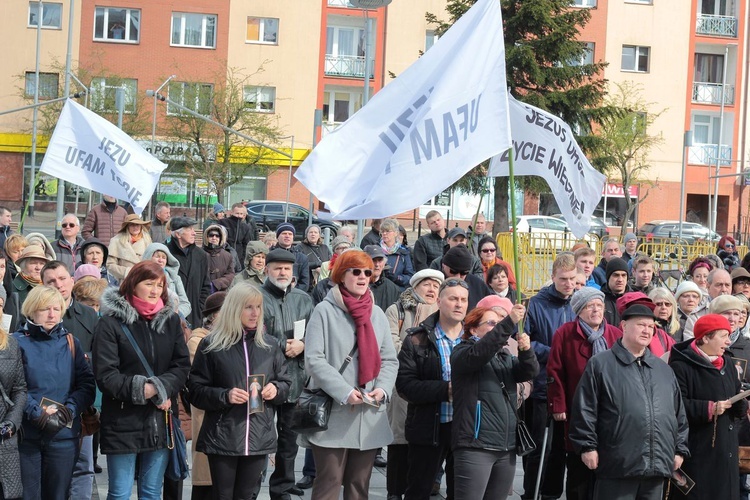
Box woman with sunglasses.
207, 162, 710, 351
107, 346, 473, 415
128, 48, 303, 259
717, 235, 741, 271
450, 305, 537, 499
300, 249, 398, 500
477, 237, 516, 286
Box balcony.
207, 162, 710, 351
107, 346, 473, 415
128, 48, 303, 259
328, 0, 357, 7
325, 54, 373, 78
692, 82, 735, 105
696, 14, 738, 37
689, 144, 732, 166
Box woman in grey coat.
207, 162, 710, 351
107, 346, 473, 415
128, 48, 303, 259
0, 316, 27, 500
300, 250, 398, 500
143, 243, 192, 319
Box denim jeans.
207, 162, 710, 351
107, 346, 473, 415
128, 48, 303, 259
106, 449, 169, 500
70, 435, 94, 499
19, 437, 79, 500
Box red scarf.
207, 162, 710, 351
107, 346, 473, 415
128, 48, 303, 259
691, 340, 725, 369
340, 286, 381, 386
129, 295, 165, 321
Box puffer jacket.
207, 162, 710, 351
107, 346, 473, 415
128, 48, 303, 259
259, 280, 314, 402
525, 284, 573, 399
15, 321, 95, 442
187, 330, 290, 456
51, 235, 84, 273
81, 201, 128, 247
451, 315, 539, 451
203, 225, 236, 292
92, 288, 190, 454
142, 243, 192, 319
569, 340, 690, 479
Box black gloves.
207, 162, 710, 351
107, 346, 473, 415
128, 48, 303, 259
34, 405, 74, 435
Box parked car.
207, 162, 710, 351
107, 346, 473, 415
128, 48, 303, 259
244, 200, 340, 240
637, 220, 720, 244
513, 215, 593, 250
551, 214, 609, 239
593, 208, 634, 229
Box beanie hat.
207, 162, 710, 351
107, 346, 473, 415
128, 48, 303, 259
675, 281, 702, 301
476, 295, 513, 315
442, 245, 474, 273
709, 294, 744, 315
606, 257, 629, 281
331, 235, 352, 252
571, 287, 605, 316
410, 269, 445, 288
624, 232, 637, 244
693, 314, 732, 340
276, 223, 296, 237
616, 291, 655, 316
213, 202, 224, 213
74, 264, 102, 282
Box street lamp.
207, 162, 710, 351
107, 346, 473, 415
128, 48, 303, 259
152, 75, 177, 152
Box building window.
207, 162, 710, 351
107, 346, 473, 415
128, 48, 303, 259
167, 82, 213, 116
569, 42, 595, 66
573, 0, 597, 7
171, 13, 217, 49
90, 77, 137, 113
425, 30, 440, 51
24, 72, 59, 99
626, 0, 652, 4
621, 45, 650, 72
94, 7, 140, 43
28, 2, 62, 29
246, 17, 278, 44
243, 86, 275, 112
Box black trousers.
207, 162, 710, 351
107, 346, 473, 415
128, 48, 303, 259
269, 403, 300, 500
521, 398, 566, 499
207, 454, 266, 500
405, 422, 453, 500
593, 477, 663, 500
387, 444, 409, 496
566, 452, 595, 500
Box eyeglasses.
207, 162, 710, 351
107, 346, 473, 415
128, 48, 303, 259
653, 301, 672, 308
481, 248, 496, 253
725, 243, 735, 248
440, 278, 469, 293
584, 302, 604, 311
347, 268, 373, 277
61, 223, 76, 228
479, 320, 500, 327
448, 268, 468, 276
736, 280, 750, 287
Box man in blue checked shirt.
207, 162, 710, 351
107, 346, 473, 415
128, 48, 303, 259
396, 277, 469, 500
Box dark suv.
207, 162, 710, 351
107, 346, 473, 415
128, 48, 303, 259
244, 200, 340, 240
637, 220, 720, 244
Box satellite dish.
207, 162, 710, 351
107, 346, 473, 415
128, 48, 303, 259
349, 0, 393, 8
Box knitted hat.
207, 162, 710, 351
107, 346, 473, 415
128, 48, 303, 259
476, 295, 513, 315
213, 202, 225, 213
74, 264, 102, 282
616, 291, 655, 315
675, 281, 702, 301
442, 245, 474, 273
709, 294, 744, 315
170, 217, 197, 231
623, 232, 637, 244
571, 287, 605, 316
410, 269, 444, 288
331, 235, 352, 252
606, 257, 629, 281
203, 291, 227, 317
693, 314, 732, 340
266, 248, 296, 264
276, 222, 296, 237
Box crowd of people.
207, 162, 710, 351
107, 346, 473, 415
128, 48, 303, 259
1, 200, 750, 500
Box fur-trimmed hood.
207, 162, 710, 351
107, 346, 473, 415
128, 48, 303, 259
99, 287, 174, 333
204, 224, 228, 248
397, 287, 424, 311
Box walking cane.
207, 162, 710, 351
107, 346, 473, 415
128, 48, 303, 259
533, 377, 555, 500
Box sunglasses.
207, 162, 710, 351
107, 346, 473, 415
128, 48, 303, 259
725, 243, 735, 248
347, 268, 373, 277
479, 320, 500, 327
207, 233, 221, 238
653, 301, 672, 307
61, 223, 76, 228
448, 268, 468, 276
440, 278, 469, 292
481, 248, 496, 253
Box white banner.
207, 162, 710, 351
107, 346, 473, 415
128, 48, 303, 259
489, 95, 605, 238
40, 99, 167, 215
294, 0, 510, 220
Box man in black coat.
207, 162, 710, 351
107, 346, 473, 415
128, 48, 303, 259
219, 203, 257, 270
272, 223, 310, 292
167, 217, 211, 328
439, 245, 492, 312
364, 245, 401, 312
360, 219, 382, 248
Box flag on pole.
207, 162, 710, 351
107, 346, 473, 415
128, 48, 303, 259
294, 0, 510, 220
40, 99, 167, 215
489, 95, 605, 238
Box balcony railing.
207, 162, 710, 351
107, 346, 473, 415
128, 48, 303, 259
327, 0, 357, 7
325, 54, 373, 78
689, 144, 732, 166
696, 14, 738, 37
692, 82, 735, 105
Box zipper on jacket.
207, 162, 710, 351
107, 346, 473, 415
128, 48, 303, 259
242, 332, 251, 456
638, 360, 655, 473
474, 401, 481, 439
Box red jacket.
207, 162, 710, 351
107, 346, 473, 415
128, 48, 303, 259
547, 319, 622, 448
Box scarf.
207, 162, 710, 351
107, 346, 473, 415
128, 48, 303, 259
339, 286, 381, 386
730, 328, 741, 346
130, 232, 143, 244
20, 272, 42, 286
129, 295, 165, 321
691, 340, 724, 369
380, 239, 401, 256
579, 319, 608, 355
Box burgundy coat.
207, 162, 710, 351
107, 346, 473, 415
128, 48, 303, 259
547, 319, 622, 450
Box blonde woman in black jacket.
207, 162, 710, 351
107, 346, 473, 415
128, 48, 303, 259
188, 282, 290, 499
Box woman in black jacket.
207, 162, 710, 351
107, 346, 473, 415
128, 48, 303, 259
92, 260, 190, 499
187, 282, 290, 499
451, 305, 538, 500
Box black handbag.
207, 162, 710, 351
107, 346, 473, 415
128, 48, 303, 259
502, 383, 536, 457
289, 344, 357, 434
119, 324, 190, 480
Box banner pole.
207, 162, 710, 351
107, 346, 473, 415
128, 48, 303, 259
508, 146, 524, 332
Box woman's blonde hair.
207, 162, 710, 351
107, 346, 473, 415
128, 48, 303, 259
22, 285, 67, 320
4, 234, 28, 259
204, 282, 270, 352
649, 287, 680, 335
380, 218, 399, 235
72, 278, 108, 310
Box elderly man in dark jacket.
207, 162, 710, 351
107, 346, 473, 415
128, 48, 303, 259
218, 203, 257, 270
51, 213, 84, 273
569, 303, 690, 500
259, 248, 314, 499
272, 223, 310, 292
166, 217, 211, 328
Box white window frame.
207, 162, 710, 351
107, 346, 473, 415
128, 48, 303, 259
94, 7, 140, 43
246, 17, 279, 45
625, 0, 653, 4
28, 2, 62, 29
167, 82, 213, 116
243, 86, 276, 113
621, 45, 650, 73
24, 72, 59, 99
90, 77, 138, 114
171, 12, 217, 49
569, 42, 595, 66
572, 0, 597, 7
322, 90, 362, 124
425, 30, 440, 51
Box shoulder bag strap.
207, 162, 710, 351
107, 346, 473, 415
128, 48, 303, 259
500, 382, 522, 420
119, 323, 155, 378
303, 344, 359, 388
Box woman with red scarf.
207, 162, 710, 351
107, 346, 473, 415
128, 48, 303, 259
92, 260, 190, 499
669, 314, 747, 500
300, 250, 398, 500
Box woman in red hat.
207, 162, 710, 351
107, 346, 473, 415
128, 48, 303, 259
669, 314, 747, 499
